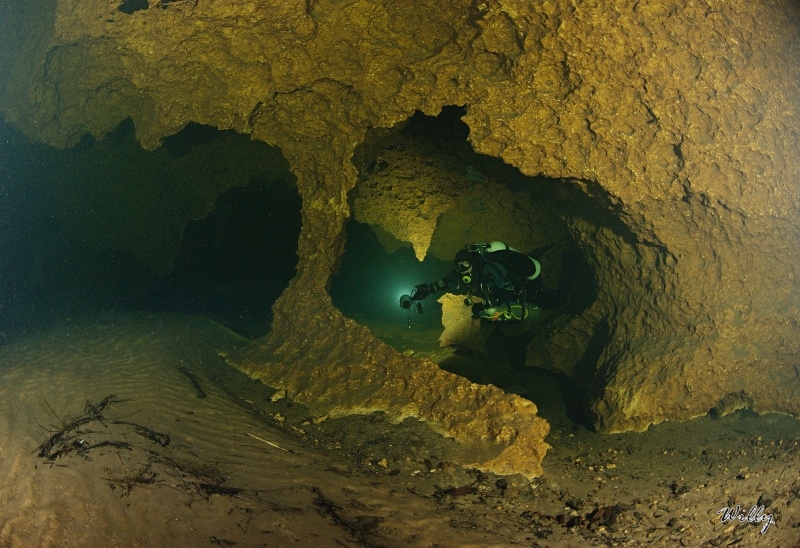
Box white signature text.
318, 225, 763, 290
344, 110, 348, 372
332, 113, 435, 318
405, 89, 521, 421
717, 504, 775, 534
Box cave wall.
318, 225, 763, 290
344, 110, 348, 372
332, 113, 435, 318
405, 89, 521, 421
1, 0, 798, 477
460, 0, 800, 431
350, 127, 572, 265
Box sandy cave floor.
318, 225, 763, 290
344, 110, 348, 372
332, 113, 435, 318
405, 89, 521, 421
0, 312, 798, 547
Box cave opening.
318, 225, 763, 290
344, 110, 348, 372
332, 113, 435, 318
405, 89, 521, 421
330, 220, 452, 352
0, 118, 300, 340
164, 171, 301, 338
331, 106, 613, 428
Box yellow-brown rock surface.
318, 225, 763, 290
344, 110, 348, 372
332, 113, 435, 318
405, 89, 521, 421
350, 127, 572, 263
1, 0, 799, 478
233, 300, 550, 478
438, 294, 486, 352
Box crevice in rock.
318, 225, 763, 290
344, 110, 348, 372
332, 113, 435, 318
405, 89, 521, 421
118, 0, 149, 15
330, 219, 450, 351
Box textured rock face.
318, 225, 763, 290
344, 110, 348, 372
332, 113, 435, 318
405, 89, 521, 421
350, 124, 573, 263
468, 0, 800, 432
1, 0, 799, 477
232, 308, 551, 478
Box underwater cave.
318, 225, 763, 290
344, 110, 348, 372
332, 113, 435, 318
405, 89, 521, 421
1, 0, 799, 544
331, 107, 623, 427
0, 118, 301, 339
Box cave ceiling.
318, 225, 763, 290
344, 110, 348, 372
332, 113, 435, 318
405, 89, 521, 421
1, 0, 799, 478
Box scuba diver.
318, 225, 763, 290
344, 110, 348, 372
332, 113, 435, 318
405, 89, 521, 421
400, 241, 564, 322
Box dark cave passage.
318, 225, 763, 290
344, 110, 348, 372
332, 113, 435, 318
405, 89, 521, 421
0, 119, 300, 340
164, 174, 301, 338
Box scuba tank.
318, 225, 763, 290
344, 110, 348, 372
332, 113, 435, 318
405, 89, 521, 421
479, 302, 541, 322
467, 241, 542, 281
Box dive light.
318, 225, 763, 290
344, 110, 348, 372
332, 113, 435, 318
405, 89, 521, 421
399, 294, 423, 314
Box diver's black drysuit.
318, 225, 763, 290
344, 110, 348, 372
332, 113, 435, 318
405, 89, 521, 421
407, 241, 563, 321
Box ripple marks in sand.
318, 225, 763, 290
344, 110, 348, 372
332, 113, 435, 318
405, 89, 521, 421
0, 314, 261, 546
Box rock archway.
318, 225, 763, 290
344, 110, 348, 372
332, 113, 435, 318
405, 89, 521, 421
1, 0, 798, 477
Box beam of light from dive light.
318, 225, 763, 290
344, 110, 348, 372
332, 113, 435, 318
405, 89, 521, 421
390, 262, 418, 305
392, 275, 423, 314
387, 253, 449, 323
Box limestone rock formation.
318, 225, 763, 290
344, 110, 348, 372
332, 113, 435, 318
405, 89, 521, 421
350, 121, 572, 264
438, 294, 486, 352
232, 304, 551, 478
1, 0, 799, 478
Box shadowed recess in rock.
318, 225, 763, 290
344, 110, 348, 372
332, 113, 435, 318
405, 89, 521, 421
0, 118, 299, 340
165, 175, 301, 338
118, 0, 149, 15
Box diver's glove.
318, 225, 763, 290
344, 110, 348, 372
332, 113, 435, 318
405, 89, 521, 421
412, 283, 432, 300
470, 301, 487, 320
412, 280, 446, 300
